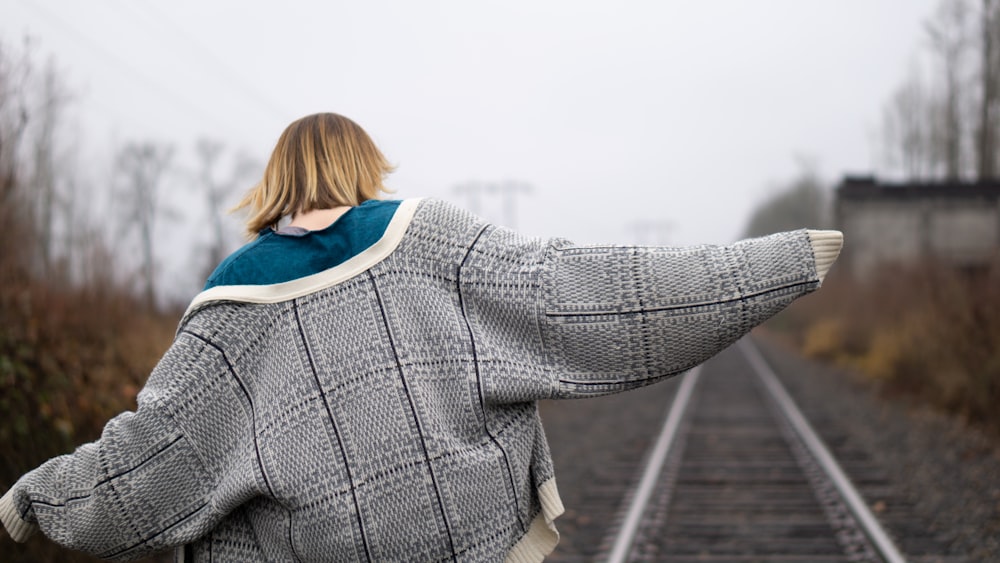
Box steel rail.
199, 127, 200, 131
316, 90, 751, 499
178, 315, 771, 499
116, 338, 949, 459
738, 337, 908, 563
605, 365, 702, 563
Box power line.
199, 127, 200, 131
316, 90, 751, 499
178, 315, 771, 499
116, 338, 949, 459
110, 0, 292, 123
18, 0, 258, 140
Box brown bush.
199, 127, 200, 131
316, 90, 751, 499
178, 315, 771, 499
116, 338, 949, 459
767, 258, 1000, 435
0, 243, 178, 562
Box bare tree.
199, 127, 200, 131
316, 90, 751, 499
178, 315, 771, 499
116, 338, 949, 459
194, 137, 258, 278
883, 66, 936, 180
0, 40, 33, 276
115, 141, 175, 310
28, 58, 73, 277
926, 0, 975, 180
976, 0, 1000, 177
194, 138, 225, 266
879, 0, 1000, 182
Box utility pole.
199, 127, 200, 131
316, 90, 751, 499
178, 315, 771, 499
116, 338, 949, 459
452, 180, 534, 229
452, 181, 485, 217
627, 220, 673, 246
487, 180, 533, 229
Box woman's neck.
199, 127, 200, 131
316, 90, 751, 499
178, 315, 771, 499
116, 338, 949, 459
288, 206, 351, 231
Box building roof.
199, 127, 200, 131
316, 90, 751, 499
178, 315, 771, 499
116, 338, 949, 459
837, 175, 1000, 201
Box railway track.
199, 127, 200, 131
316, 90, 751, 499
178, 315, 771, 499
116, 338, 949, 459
579, 337, 960, 563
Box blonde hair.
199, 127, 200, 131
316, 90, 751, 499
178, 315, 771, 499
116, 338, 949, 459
235, 113, 395, 238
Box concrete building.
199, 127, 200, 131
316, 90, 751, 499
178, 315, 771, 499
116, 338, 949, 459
835, 176, 1000, 279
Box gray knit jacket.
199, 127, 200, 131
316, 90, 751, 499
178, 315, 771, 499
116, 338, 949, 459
0, 198, 842, 561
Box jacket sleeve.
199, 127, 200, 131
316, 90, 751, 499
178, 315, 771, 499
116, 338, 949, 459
0, 328, 260, 560
459, 222, 841, 402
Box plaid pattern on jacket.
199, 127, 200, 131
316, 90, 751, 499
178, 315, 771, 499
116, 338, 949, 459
2, 198, 827, 561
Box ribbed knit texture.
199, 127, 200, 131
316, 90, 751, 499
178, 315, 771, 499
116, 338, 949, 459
4, 200, 832, 562
807, 230, 844, 283
0, 488, 36, 542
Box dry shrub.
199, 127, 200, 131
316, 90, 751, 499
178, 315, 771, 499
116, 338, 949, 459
767, 258, 1000, 435
0, 284, 179, 463
0, 248, 179, 562
801, 317, 847, 362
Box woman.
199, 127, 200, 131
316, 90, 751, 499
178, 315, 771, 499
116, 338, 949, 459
1, 113, 842, 561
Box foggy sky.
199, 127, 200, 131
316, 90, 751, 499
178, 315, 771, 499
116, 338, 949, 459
1, 0, 937, 298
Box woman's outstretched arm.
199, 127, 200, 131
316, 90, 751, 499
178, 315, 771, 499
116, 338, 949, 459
539, 229, 841, 398
457, 221, 841, 402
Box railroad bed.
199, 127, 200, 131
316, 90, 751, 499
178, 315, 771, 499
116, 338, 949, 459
540, 337, 975, 562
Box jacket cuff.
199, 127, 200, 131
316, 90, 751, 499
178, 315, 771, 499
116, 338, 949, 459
0, 487, 37, 543
807, 230, 843, 283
